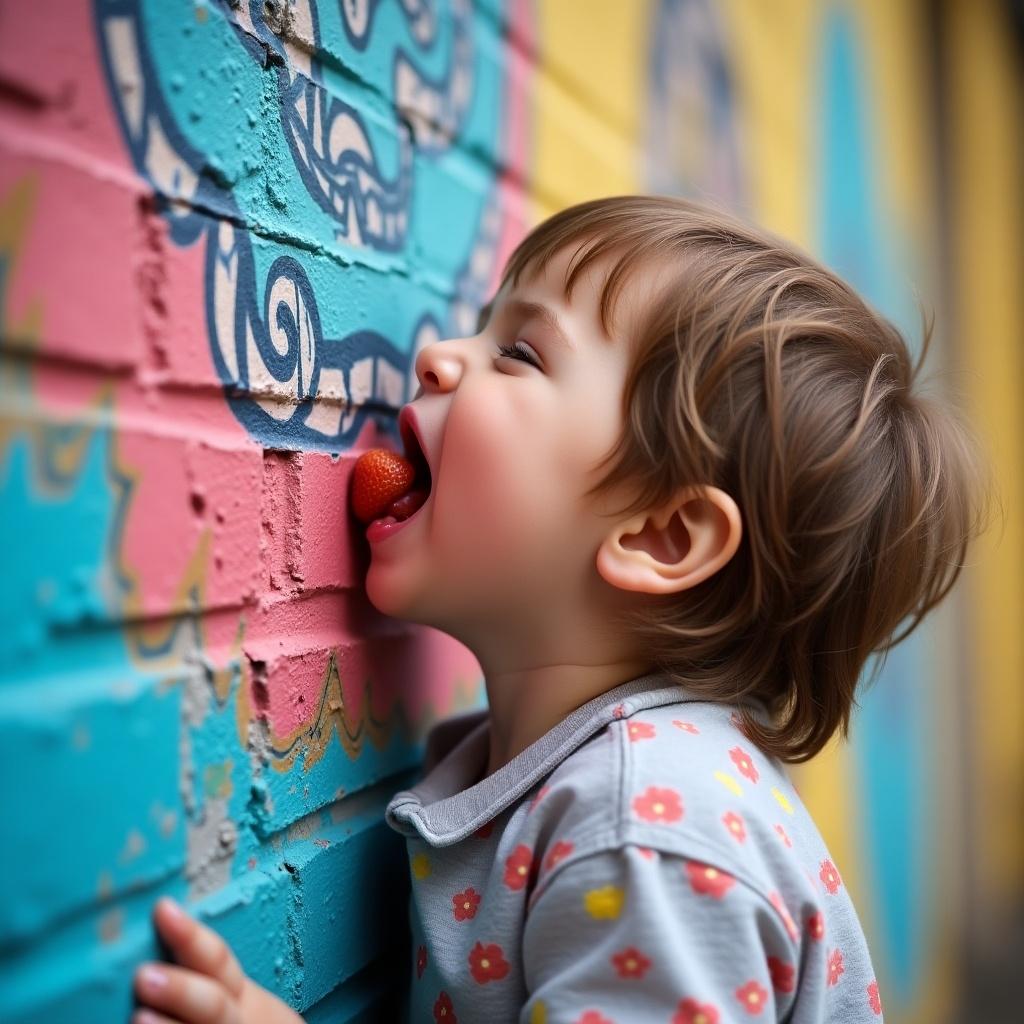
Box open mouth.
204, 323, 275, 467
364, 417, 433, 543
399, 417, 433, 502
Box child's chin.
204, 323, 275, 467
365, 564, 423, 622
365, 568, 398, 616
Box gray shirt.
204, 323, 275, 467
385, 672, 883, 1022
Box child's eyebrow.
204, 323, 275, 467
476, 297, 575, 352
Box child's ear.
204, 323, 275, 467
595, 486, 742, 595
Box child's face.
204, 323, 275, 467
365, 244, 660, 655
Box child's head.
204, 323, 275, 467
367, 195, 990, 763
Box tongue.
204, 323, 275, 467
382, 488, 429, 522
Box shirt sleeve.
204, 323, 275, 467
520, 844, 800, 1024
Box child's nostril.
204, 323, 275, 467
424, 371, 439, 387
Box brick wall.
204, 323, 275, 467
0, 0, 504, 1018
4, 3, 1020, 1022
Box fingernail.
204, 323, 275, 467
140, 964, 168, 991
160, 896, 186, 923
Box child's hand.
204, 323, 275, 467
132, 896, 305, 1024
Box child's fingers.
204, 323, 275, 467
132, 1009, 182, 1024
134, 962, 242, 1024
152, 898, 246, 999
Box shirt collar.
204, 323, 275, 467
385, 670, 701, 846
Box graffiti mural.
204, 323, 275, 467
87, 0, 503, 892
5, 1, 1017, 1021
96, 0, 499, 450
2, 0, 512, 1016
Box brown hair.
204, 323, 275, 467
496, 195, 992, 763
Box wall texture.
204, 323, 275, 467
0, 2, 1020, 1023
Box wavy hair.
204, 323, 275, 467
497, 195, 993, 763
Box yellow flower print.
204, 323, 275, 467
529, 1000, 547, 1024
771, 787, 795, 815
713, 770, 743, 797
411, 852, 431, 879
584, 885, 625, 919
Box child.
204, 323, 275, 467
131, 196, 988, 1024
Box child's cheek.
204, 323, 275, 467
434, 394, 550, 542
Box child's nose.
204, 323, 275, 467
414, 339, 466, 393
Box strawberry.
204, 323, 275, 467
351, 449, 416, 524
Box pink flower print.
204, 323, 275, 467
867, 980, 882, 1015
819, 859, 842, 895
416, 944, 427, 979
612, 702, 627, 719
469, 941, 510, 984
729, 746, 759, 783
827, 948, 845, 987
528, 785, 551, 813
433, 990, 457, 1022
672, 720, 700, 734
767, 956, 795, 993
611, 945, 652, 979
544, 840, 574, 872
503, 844, 535, 890
768, 891, 799, 941
451, 886, 481, 921
632, 785, 684, 823
774, 824, 793, 848
636, 846, 656, 860
627, 720, 656, 742
807, 911, 826, 941
673, 999, 720, 1024
576, 1013, 615, 1024
685, 861, 736, 899
722, 811, 747, 843
735, 979, 769, 1014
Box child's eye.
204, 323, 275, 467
495, 340, 541, 368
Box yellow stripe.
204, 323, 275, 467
531, 0, 652, 219
948, 0, 1024, 904
718, 0, 818, 246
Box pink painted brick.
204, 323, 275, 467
0, 0, 135, 167
291, 451, 365, 592
259, 450, 303, 594
242, 588, 481, 747
142, 205, 233, 390
118, 426, 263, 618
0, 138, 145, 370
260, 415, 395, 595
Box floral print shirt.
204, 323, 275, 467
385, 672, 883, 1023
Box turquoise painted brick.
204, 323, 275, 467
0, 667, 184, 946
1, 798, 410, 1023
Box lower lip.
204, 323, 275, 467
365, 495, 430, 544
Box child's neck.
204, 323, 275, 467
480, 658, 652, 777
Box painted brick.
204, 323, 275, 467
0, 1, 494, 1020
0, 135, 146, 370
0, 667, 185, 946
0, 0, 137, 169
2, 803, 407, 1024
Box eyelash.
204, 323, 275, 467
495, 340, 540, 368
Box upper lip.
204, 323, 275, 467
398, 405, 434, 484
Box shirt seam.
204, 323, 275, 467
531, 841, 801, 956
614, 718, 629, 847
530, 826, 804, 948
